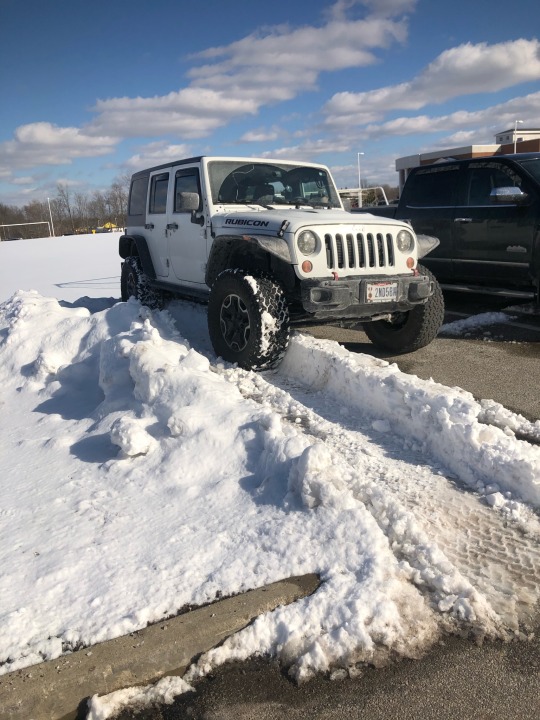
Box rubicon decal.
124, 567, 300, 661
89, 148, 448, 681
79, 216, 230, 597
224, 218, 270, 227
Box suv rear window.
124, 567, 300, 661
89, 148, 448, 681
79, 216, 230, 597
128, 176, 149, 217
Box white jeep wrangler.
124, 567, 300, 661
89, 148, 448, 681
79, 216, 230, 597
120, 157, 443, 369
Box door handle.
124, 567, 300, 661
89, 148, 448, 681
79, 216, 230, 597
454, 217, 472, 223
144, 223, 154, 229
166, 222, 178, 230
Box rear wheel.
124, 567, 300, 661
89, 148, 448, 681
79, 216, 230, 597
363, 264, 444, 353
120, 256, 164, 309
208, 269, 290, 370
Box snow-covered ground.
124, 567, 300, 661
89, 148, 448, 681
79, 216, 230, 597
1, 236, 539, 717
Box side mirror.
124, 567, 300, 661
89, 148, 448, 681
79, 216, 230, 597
490, 187, 529, 205
176, 191, 200, 212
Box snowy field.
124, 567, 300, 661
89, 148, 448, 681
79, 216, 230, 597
1, 235, 540, 716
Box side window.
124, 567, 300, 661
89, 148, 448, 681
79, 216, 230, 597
149, 173, 169, 214
174, 169, 202, 212
465, 162, 526, 206
403, 165, 459, 207
128, 176, 148, 217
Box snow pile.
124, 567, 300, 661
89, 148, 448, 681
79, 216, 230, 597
88, 676, 193, 720
440, 311, 515, 336
1, 289, 539, 709
280, 333, 540, 506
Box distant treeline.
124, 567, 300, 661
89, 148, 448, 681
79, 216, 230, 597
0, 176, 130, 239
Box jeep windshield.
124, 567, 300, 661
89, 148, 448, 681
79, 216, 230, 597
207, 160, 341, 208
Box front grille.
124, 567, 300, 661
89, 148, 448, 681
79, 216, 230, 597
324, 232, 395, 271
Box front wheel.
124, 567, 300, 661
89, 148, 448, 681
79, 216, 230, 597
363, 264, 444, 353
208, 269, 290, 370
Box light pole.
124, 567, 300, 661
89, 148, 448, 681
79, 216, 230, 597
47, 197, 56, 237
514, 119, 523, 154
357, 152, 364, 207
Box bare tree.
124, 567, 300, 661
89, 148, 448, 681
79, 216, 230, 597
56, 183, 76, 234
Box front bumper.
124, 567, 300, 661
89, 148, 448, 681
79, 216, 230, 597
300, 273, 433, 320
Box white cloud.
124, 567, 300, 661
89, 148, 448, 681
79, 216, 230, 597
326, 0, 417, 21
0, 122, 118, 174
260, 137, 353, 161
11, 176, 36, 186
124, 142, 193, 171
189, 15, 408, 105
89, 89, 259, 138
324, 39, 540, 126
239, 128, 280, 143
358, 90, 540, 140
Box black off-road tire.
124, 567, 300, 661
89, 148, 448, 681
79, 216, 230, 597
363, 264, 444, 353
208, 269, 290, 370
120, 256, 164, 309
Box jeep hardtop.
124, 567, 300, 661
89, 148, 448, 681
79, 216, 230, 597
120, 156, 443, 369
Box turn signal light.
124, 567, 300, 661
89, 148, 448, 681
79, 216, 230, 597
406, 257, 415, 269
302, 260, 313, 273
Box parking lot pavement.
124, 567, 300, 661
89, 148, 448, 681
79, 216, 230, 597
116, 628, 540, 720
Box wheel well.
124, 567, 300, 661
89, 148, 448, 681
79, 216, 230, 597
119, 234, 137, 259
206, 237, 296, 294
119, 234, 156, 280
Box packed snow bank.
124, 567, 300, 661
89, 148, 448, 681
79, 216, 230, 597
1, 291, 539, 697
280, 333, 540, 506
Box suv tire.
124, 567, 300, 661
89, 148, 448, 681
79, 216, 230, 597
363, 264, 444, 353
121, 256, 164, 309
208, 269, 290, 370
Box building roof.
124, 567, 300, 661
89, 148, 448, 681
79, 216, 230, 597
497, 128, 540, 134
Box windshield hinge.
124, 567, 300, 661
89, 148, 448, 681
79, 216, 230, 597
278, 220, 290, 238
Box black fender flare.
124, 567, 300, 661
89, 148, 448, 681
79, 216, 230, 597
119, 234, 157, 281
206, 234, 293, 287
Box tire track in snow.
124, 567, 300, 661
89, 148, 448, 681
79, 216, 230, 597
218, 365, 540, 637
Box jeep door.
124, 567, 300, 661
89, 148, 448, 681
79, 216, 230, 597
398, 164, 460, 282
167, 165, 207, 286
146, 171, 171, 278
452, 160, 536, 286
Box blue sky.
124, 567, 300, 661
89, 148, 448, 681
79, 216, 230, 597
1, 0, 539, 204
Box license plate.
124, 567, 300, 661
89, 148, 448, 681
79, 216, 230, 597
366, 282, 398, 302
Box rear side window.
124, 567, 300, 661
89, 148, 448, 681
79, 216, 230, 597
149, 173, 169, 214
128, 176, 148, 216
403, 165, 459, 207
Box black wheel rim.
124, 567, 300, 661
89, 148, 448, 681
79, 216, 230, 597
220, 293, 251, 352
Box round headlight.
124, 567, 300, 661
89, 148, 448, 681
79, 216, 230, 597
297, 230, 318, 256
396, 229, 414, 253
